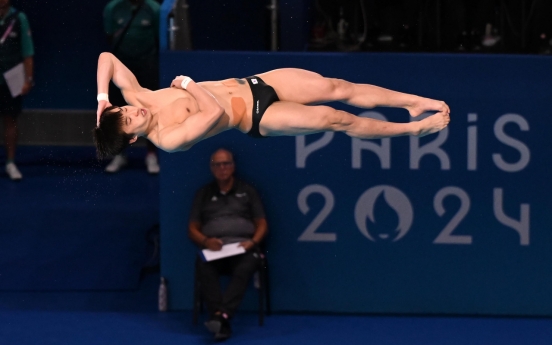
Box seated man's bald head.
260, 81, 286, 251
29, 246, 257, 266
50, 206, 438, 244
211, 148, 234, 162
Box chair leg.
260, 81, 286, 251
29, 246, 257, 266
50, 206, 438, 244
193, 261, 202, 325
193, 281, 200, 325
259, 278, 264, 326
264, 262, 271, 316
258, 264, 265, 326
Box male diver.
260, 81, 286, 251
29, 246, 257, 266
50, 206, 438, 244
94, 52, 450, 158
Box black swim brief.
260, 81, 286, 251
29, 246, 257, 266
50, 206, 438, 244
245, 76, 279, 138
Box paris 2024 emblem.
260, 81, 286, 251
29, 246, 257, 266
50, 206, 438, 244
354, 185, 413, 242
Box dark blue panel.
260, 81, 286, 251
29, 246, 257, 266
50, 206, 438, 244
0, 147, 159, 290
160, 51, 552, 315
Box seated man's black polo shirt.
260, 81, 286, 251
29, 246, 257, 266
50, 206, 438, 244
189, 179, 265, 244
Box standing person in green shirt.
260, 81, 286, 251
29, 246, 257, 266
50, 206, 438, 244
0, 0, 33, 181
103, 0, 160, 174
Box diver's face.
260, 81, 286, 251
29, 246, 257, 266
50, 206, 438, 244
120, 106, 149, 137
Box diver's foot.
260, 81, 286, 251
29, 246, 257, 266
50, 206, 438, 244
407, 98, 450, 117
416, 111, 450, 137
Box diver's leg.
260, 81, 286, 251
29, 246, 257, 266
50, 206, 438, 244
259, 101, 449, 138
257, 68, 449, 117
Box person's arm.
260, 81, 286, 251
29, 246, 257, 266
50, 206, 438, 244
240, 218, 268, 251
97, 52, 143, 96
19, 12, 34, 95
189, 221, 223, 251
252, 218, 268, 244
96, 52, 144, 124
240, 185, 268, 251
21, 56, 33, 95
158, 78, 225, 152
188, 187, 223, 251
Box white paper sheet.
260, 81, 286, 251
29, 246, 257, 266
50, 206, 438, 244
201, 242, 246, 262
3, 63, 24, 98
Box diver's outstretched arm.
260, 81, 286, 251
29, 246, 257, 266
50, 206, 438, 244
96, 52, 143, 95
96, 52, 145, 125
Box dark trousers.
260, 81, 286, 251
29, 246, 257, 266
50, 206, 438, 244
197, 250, 260, 318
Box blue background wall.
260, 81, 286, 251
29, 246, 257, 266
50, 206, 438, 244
159, 51, 552, 316
11, 0, 552, 316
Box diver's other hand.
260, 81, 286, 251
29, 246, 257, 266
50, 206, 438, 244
96, 99, 112, 126
170, 75, 192, 90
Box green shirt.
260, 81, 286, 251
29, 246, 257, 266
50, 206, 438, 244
0, 7, 34, 58
103, 0, 160, 60
0, 7, 34, 85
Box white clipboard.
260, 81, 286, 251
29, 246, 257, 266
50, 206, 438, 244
201, 242, 246, 262
3, 63, 24, 98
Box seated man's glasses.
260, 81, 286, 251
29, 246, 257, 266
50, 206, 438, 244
211, 161, 234, 168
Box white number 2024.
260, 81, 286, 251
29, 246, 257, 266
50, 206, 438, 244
297, 185, 529, 245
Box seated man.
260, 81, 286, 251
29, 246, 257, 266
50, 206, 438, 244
189, 148, 267, 341
93, 52, 450, 158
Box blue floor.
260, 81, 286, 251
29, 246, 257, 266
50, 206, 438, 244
1, 147, 552, 344
1, 272, 551, 345
2, 308, 552, 344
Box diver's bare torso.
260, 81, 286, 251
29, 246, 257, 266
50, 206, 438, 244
123, 78, 255, 147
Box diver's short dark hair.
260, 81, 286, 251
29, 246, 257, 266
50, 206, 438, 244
92, 105, 135, 159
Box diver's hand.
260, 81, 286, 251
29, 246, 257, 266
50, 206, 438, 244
96, 100, 112, 126
170, 75, 193, 90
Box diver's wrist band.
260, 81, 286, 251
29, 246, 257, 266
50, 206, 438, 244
181, 77, 192, 89
97, 93, 109, 102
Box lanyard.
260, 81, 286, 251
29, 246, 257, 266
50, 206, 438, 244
0, 18, 16, 45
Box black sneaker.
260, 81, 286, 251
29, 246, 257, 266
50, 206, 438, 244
214, 317, 232, 341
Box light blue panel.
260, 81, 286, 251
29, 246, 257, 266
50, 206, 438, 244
159, 0, 176, 51
160, 51, 552, 315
